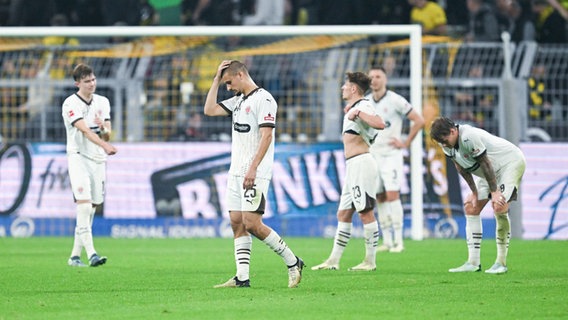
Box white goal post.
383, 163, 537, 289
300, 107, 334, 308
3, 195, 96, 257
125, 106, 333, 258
3, 25, 424, 240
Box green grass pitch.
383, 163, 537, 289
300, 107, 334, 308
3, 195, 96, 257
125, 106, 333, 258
1, 237, 567, 319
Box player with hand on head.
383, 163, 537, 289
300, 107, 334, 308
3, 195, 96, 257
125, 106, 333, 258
63, 63, 117, 267
312, 72, 385, 272
204, 60, 304, 288
367, 66, 424, 253
430, 117, 526, 274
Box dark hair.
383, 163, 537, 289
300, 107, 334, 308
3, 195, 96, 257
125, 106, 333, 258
430, 116, 457, 142
72, 63, 94, 81
370, 65, 387, 74
346, 71, 370, 95
220, 60, 249, 78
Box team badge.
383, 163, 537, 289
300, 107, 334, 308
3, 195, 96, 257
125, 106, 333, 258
264, 113, 275, 121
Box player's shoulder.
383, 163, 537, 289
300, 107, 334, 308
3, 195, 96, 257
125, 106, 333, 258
62, 93, 80, 107
386, 90, 409, 103
93, 93, 110, 104
251, 88, 277, 106
459, 124, 486, 143
63, 93, 78, 102
460, 124, 483, 135
256, 88, 276, 100
354, 98, 374, 109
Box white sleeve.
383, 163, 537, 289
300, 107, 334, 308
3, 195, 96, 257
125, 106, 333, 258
102, 97, 111, 120
62, 99, 83, 124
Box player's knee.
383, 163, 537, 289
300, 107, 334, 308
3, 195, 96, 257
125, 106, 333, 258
464, 202, 477, 215
76, 225, 90, 234
378, 214, 391, 226
385, 192, 400, 202
492, 201, 509, 214
358, 209, 376, 224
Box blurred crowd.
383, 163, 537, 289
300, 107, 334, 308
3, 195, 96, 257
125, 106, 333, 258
0, 0, 566, 43
1, 0, 567, 144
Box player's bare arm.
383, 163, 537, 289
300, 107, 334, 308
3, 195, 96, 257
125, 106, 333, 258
454, 161, 478, 194
476, 152, 499, 193
454, 162, 479, 208
204, 60, 231, 116
95, 116, 111, 142
74, 119, 117, 155
348, 108, 386, 130
403, 110, 425, 148
476, 152, 507, 210
243, 126, 273, 190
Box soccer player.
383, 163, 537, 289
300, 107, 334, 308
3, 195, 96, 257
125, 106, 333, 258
63, 64, 117, 267
367, 66, 424, 253
430, 117, 526, 274
204, 60, 304, 288
311, 72, 385, 271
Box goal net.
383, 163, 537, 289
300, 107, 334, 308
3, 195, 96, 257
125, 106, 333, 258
0, 26, 427, 239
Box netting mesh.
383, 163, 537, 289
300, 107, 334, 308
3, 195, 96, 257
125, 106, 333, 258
1, 35, 568, 143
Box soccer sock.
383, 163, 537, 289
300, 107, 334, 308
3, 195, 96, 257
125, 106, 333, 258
262, 230, 297, 267
495, 212, 511, 266
465, 215, 482, 266
71, 205, 96, 258
328, 221, 352, 263
76, 203, 96, 258
71, 206, 96, 258
377, 202, 393, 247
390, 199, 404, 247
90, 206, 96, 227
70, 233, 83, 258
363, 221, 379, 263
234, 235, 252, 281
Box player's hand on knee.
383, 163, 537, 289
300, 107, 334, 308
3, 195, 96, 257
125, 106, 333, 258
491, 194, 508, 213
464, 193, 478, 214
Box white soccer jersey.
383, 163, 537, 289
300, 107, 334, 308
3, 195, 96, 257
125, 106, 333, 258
62, 93, 111, 163
342, 99, 379, 147
220, 88, 276, 179
440, 124, 525, 178
367, 90, 413, 156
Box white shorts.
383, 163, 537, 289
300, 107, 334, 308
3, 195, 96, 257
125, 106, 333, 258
226, 174, 270, 213
476, 157, 526, 201
338, 153, 378, 212
67, 153, 106, 204
374, 151, 403, 194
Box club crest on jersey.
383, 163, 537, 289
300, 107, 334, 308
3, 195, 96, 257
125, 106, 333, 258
245, 106, 251, 114
264, 113, 275, 121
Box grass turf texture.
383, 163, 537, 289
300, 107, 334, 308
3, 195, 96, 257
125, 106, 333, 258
1, 238, 566, 319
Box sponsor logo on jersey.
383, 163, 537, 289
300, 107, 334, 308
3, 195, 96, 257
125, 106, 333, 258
68, 110, 75, 117
234, 123, 251, 133
264, 113, 275, 121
